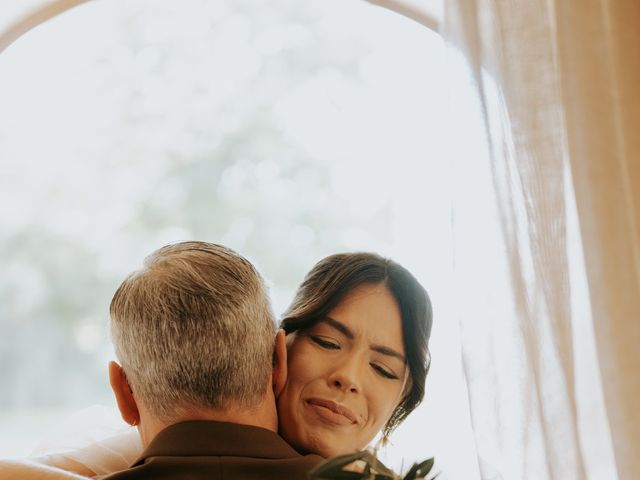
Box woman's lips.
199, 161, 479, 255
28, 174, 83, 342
305, 398, 358, 426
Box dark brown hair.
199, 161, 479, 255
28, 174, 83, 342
279, 252, 432, 438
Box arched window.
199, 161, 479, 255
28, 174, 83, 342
0, 0, 482, 477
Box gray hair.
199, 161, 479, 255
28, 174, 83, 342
110, 241, 275, 420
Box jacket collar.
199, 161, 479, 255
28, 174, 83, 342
134, 420, 308, 465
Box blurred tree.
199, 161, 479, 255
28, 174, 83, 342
0, 0, 416, 410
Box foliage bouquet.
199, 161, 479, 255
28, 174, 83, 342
309, 449, 437, 480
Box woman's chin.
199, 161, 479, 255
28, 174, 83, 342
284, 430, 348, 458
303, 436, 363, 459
312, 442, 341, 459
280, 418, 368, 458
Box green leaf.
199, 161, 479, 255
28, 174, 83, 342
403, 458, 435, 480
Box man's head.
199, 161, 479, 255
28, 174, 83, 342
108, 241, 286, 441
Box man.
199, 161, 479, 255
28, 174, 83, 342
1, 241, 322, 479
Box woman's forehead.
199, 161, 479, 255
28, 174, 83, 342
325, 284, 405, 348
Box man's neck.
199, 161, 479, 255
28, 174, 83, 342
137, 395, 279, 448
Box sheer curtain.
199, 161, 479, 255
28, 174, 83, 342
443, 1, 640, 479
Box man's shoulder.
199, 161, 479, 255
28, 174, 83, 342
106, 453, 321, 480
104, 420, 323, 480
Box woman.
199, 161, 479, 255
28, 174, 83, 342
277, 252, 432, 458
4, 252, 432, 478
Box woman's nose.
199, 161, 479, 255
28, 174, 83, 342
327, 358, 362, 394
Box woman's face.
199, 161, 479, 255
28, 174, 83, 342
277, 283, 407, 457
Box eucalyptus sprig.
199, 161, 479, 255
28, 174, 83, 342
308, 449, 438, 480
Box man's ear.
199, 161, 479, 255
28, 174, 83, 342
272, 329, 288, 398
109, 361, 140, 427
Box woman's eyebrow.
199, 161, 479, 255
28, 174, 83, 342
321, 316, 406, 362
370, 344, 405, 363
321, 316, 354, 339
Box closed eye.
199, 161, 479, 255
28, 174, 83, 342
371, 363, 399, 380
309, 335, 340, 350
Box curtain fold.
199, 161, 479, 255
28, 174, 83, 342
444, 1, 638, 479
555, 3, 640, 478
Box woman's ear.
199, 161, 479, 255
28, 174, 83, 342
272, 329, 288, 398
109, 361, 140, 427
